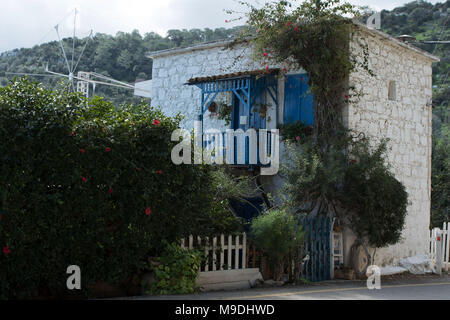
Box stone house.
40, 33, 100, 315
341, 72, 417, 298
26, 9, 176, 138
147, 21, 440, 274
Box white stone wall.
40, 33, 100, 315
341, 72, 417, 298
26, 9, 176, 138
346, 28, 434, 266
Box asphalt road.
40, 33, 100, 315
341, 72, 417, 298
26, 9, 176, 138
128, 276, 450, 300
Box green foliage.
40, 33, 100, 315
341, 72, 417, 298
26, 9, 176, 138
0, 78, 242, 299
147, 243, 202, 295
250, 209, 304, 280
282, 134, 408, 248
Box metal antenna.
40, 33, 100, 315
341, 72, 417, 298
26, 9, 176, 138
71, 8, 77, 72
55, 25, 71, 75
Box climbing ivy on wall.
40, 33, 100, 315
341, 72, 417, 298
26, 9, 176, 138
229, 0, 409, 253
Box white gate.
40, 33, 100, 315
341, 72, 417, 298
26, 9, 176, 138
429, 222, 449, 272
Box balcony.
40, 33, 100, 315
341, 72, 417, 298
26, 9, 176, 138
202, 129, 276, 167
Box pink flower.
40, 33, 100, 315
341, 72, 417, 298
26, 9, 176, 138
265, 65, 269, 70
296, 136, 301, 142
345, 95, 349, 99
263, 52, 268, 57
145, 207, 152, 216
157, 170, 163, 175
153, 119, 161, 126
283, 68, 287, 73
71, 131, 75, 136
82, 177, 87, 182
294, 27, 298, 31
105, 147, 111, 152
3, 245, 11, 255
225, 20, 228, 23
80, 149, 85, 154
109, 188, 113, 194
286, 22, 291, 27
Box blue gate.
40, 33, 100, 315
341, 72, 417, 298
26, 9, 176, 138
303, 216, 332, 282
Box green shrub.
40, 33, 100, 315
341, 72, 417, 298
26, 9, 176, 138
147, 242, 202, 295
282, 134, 408, 249
250, 209, 304, 280
0, 78, 241, 299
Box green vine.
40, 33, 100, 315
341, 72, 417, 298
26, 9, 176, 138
229, 0, 408, 255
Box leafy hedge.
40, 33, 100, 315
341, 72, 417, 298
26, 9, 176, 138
0, 79, 240, 299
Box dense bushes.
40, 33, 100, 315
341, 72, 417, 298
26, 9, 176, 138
0, 79, 241, 299
250, 209, 304, 281
282, 134, 408, 249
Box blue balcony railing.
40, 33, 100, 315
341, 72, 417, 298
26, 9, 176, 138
202, 130, 275, 166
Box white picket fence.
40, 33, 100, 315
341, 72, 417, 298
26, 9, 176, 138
429, 222, 449, 272
181, 233, 247, 272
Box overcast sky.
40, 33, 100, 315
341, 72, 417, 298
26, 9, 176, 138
0, 0, 443, 52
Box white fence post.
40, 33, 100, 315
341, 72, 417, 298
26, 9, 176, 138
235, 235, 240, 269
220, 234, 225, 271
444, 222, 449, 272
243, 233, 247, 269
227, 235, 232, 270
436, 229, 443, 275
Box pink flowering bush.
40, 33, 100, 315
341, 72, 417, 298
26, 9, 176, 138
0, 79, 242, 299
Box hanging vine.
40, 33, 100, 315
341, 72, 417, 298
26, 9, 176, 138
228, 0, 409, 258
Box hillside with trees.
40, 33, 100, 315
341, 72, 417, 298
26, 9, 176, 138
0, 27, 244, 105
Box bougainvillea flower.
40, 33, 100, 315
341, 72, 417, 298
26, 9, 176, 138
296, 136, 301, 141
294, 27, 298, 31
105, 147, 111, 152
265, 65, 269, 70
263, 52, 268, 57
345, 95, 349, 99
153, 119, 161, 126
71, 131, 75, 136
145, 207, 152, 216
157, 170, 163, 175
3, 246, 11, 255
286, 22, 291, 27
282, 68, 287, 73
82, 177, 87, 182
80, 149, 85, 154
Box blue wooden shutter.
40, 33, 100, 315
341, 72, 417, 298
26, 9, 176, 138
283, 74, 314, 125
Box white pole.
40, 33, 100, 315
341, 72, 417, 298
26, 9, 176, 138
436, 230, 442, 275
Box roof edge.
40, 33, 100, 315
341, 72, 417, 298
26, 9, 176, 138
147, 39, 235, 59
147, 21, 440, 63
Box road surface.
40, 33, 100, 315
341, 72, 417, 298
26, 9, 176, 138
127, 275, 450, 300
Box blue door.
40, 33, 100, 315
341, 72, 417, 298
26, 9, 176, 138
232, 92, 266, 131
283, 74, 314, 126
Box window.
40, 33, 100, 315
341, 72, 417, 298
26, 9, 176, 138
388, 80, 397, 101
283, 74, 314, 125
